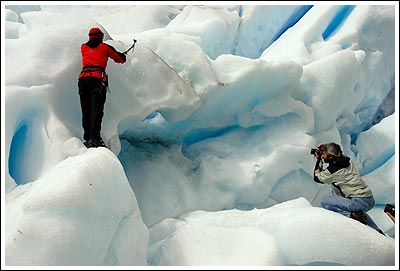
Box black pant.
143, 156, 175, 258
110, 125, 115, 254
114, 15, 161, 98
78, 77, 107, 141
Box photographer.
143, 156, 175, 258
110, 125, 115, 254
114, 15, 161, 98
312, 142, 384, 234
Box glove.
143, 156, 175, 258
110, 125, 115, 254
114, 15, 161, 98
118, 52, 127, 62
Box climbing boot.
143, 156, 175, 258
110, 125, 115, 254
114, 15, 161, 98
87, 138, 106, 148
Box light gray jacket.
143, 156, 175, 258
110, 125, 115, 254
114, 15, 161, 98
314, 155, 373, 198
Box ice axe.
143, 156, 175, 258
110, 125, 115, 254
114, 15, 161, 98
123, 39, 137, 55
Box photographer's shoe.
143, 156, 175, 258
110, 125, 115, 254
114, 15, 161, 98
350, 211, 367, 225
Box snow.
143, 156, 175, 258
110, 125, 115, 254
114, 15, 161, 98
2, 1, 398, 268
149, 198, 393, 266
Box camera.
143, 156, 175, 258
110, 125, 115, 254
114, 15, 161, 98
310, 148, 322, 156
384, 204, 395, 217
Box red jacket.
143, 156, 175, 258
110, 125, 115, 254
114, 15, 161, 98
79, 41, 126, 80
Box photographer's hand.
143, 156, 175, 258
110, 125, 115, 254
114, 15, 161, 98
386, 211, 395, 223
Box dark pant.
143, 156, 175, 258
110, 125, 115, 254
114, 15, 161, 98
78, 77, 107, 141
321, 194, 380, 231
